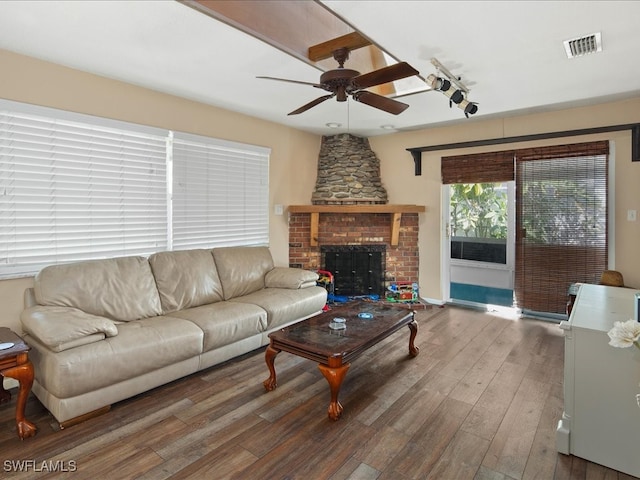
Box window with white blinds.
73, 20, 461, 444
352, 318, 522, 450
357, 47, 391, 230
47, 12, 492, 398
0, 101, 270, 278
171, 132, 269, 250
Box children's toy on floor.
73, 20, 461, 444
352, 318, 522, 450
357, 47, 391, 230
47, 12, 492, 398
386, 282, 419, 303
317, 270, 335, 310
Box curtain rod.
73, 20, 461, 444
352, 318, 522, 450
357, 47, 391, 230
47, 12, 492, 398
406, 123, 640, 175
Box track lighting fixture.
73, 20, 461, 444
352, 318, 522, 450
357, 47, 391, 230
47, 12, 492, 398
427, 58, 478, 118
427, 73, 477, 117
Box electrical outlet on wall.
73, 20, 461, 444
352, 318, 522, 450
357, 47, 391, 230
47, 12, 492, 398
628, 209, 637, 222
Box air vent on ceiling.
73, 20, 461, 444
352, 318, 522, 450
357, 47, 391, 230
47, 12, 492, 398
564, 32, 602, 58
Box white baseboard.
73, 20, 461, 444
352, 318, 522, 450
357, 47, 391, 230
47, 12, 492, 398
420, 296, 446, 306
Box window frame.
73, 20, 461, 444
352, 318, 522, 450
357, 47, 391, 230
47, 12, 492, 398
0, 100, 270, 279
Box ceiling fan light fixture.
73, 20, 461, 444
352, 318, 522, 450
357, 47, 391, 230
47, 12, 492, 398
260, 47, 419, 116
336, 86, 348, 102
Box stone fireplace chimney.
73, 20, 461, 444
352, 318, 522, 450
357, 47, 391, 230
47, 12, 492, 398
290, 133, 423, 293
311, 133, 388, 205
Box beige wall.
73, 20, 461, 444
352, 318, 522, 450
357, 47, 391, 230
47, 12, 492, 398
1, 49, 639, 332
371, 100, 640, 301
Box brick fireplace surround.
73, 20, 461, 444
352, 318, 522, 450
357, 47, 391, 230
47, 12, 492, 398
288, 133, 422, 291
288, 211, 420, 287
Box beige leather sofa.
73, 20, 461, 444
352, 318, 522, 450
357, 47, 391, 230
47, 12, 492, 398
20, 246, 327, 426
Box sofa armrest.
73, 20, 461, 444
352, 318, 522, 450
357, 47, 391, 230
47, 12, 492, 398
21, 306, 118, 352
24, 287, 37, 308
265, 267, 319, 289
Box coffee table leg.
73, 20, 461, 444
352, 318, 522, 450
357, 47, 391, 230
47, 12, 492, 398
263, 345, 281, 391
408, 319, 419, 357
318, 362, 350, 420
2, 360, 37, 439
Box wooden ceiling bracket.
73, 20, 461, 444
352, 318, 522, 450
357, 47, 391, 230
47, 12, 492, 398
308, 32, 371, 62
410, 151, 422, 176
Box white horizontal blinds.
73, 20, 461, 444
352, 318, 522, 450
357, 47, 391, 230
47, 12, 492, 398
0, 110, 168, 277
172, 134, 269, 249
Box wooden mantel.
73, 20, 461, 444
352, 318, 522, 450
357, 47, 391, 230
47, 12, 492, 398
288, 204, 426, 247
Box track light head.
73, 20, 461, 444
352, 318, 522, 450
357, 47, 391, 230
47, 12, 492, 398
465, 102, 478, 115
435, 77, 451, 91
460, 99, 479, 117
427, 74, 450, 91
450, 90, 464, 104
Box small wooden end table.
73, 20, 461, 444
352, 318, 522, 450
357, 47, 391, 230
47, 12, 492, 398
0, 327, 37, 439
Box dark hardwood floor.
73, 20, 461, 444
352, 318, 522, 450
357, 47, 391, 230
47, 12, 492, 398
1, 305, 636, 479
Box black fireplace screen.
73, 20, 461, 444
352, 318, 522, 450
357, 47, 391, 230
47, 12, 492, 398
321, 245, 386, 297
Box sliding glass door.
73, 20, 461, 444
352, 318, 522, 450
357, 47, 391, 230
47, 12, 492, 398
447, 182, 515, 307
442, 141, 609, 316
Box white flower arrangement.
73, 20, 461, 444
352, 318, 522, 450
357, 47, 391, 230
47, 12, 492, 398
607, 319, 640, 408
607, 319, 640, 350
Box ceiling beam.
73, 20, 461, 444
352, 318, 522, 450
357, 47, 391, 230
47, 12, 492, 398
181, 0, 417, 96
182, 0, 355, 67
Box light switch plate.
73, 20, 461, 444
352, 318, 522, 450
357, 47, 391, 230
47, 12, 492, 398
628, 209, 637, 222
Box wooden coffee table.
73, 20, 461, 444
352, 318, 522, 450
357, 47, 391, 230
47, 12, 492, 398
263, 301, 418, 420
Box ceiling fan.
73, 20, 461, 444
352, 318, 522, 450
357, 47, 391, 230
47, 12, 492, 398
258, 47, 419, 116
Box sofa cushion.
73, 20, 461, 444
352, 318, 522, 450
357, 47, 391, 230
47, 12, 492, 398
265, 267, 319, 289
170, 301, 267, 351
149, 249, 224, 313
229, 286, 327, 329
212, 246, 274, 300
30, 316, 204, 399
34, 256, 162, 322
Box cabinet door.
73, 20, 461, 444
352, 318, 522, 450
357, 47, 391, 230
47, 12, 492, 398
571, 327, 640, 477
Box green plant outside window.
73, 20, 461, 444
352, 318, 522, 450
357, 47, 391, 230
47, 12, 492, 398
450, 183, 508, 240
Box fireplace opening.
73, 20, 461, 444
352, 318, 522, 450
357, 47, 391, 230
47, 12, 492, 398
321, 245, 386, 297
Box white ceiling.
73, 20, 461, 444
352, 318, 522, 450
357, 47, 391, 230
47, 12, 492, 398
1, 1, 640, 138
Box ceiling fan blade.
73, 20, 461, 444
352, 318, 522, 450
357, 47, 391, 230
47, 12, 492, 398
288, 94, 335, 115
352, 62, 419, 90
257, 76, 323, 88
353, 91, 409, 115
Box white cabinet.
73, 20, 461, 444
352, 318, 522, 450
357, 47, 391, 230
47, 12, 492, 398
557, 284, 640, 477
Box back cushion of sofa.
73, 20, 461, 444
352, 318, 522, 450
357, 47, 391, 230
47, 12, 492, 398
34, 256, 162, 322
149, 249, 224, 313
212, 246, 274, 300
